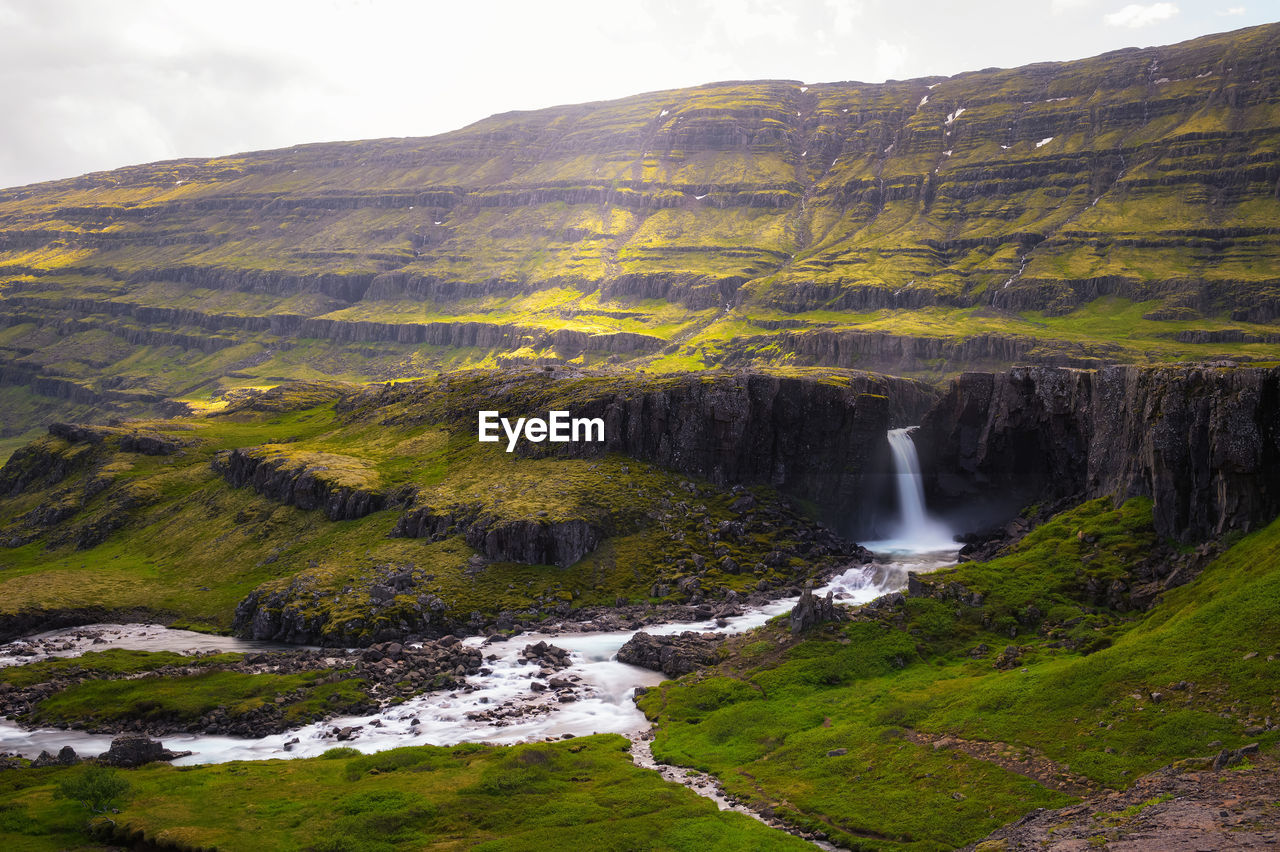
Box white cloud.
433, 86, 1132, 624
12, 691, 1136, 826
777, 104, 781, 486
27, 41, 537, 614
1051, 0, 1097, 13
710, 0, 802, 45
1104, 2, 1180, 27
1218, 5, 1246, 14
825, 0, 863, 35
875, 40, 909, 80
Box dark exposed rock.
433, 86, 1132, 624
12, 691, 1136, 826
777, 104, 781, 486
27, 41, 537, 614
789, 587, 845, 634
118, 432, 185, 455
213, 446, 389, 521
919, 365, 1280, 542
563, 375, 933, 517
0, 435, 102, 498
1175, 328, 1280, 345
98, 734, 190, 767
30, 746, 80, 767
727, 329, 1115, 377
520, 641, 571, 669
394, 506, 602, 567
616, 630, 725, 678
232, 576, 453, 646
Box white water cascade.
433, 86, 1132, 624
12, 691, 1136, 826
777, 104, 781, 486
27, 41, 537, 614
865, 427, 956, 554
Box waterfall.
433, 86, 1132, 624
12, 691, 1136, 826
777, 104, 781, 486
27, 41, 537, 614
867, 427, 956, 554
887, 428, 929, 533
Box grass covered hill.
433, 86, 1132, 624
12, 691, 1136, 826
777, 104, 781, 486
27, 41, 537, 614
2, 23, 1280, 449
0, 369, 905, 644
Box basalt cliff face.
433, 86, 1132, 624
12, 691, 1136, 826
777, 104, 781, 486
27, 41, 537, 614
918, 364, 1280, 541
358, 368, 937, 534
2, 24, 1280, 439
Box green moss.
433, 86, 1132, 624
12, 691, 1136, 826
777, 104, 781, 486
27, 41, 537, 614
0, 649, 243, 688
21, 663, 370, 730
0, 735, 812, 851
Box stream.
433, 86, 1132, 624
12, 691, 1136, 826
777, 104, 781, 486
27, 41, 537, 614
0, 548, 954, 766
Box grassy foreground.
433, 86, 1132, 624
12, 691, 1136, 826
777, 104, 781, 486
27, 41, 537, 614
637, 498, 1280, 850
0, 735, 811, 852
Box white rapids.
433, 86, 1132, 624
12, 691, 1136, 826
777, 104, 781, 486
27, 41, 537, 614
0, 548, 954, 765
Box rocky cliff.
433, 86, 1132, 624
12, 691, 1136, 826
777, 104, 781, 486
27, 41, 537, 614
392, 505, 602, 569
212, 446, 390, 522
358, 368, 938, 534
2, 23, 1279, 435
918, 364, 1280, 541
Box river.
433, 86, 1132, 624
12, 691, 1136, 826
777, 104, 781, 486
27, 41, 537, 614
0, 545, 954, 765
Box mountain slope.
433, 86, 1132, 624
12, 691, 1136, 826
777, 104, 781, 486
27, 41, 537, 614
2, 24, 1280, 448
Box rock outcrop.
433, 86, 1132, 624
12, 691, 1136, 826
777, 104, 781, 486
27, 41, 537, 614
918, 365, 1280, 541
393, 505, 602, 568
213, 447, 389, 521
789, 587, 845, 634
98, 735, 189, 767
616, 630, 725, 678
30, 746, 80, 767
551, 373, 928, 535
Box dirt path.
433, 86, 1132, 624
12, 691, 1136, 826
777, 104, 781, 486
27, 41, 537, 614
963, 747, 1280, 851
902, 729, 1100, 797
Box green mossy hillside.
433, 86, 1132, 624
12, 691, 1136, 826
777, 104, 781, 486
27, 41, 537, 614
636, 498, 1280, 850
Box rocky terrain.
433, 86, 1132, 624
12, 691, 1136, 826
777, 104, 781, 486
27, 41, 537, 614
965, 750, 1280, 851
617, 631, 727, 678
2, 23, 1279, 443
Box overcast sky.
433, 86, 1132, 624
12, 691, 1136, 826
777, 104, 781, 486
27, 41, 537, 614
0, 0, 1274, 189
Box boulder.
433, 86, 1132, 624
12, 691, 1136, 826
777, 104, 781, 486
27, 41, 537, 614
789, 588, 844, 634
617, 631, 724, 678
98, 734, 190, 767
